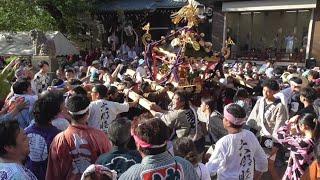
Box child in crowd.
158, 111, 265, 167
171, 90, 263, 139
174, 137, 211, 180
233, 88, 252, 117
276, 114, 319, 179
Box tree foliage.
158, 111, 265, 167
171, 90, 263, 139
0, 0, 56, 32
0, 0, 99, 34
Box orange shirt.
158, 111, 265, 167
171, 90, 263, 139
46, 124, 112, 180
302, 160, 320, 180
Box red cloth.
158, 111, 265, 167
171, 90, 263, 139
46, 124, 112, 180
85, 54, 94, 66
224, 98, 233, 106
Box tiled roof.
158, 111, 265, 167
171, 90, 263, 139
156, 0, 189, 9
97, 0, 189, 11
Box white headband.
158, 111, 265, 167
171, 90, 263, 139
68, 106, 89, 115
81, 164, 117, 180
289, 81, 302, 87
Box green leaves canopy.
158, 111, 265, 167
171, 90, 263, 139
0, 0, 99, 34
0, 0, 56, 32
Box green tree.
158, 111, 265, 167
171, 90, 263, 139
34, 0, 94, 34
0, 0, 56, 31
0, 0, 99, 34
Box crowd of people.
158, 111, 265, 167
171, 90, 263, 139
1, 45, 320, 180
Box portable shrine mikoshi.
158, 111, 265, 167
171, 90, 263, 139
141, 0, 230, 93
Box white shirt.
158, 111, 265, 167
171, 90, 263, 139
195, 163, 211, 180
0, 163, 37, 180
128, 50, 137, 59
120, 44, 130, 55
8, 94, 38, 113
32, 71, 50, 95
103, 74, 112, 87
206, 129, 268, 180
285, 36, 294, 50
87, 99, 129, 132
89, 67, 99, 82
265, 68, 274, 78
102, 57, 109, 67
51, 117, 70, 131
275, 87, 293, 116
117, 73, 125, 81
136, 66, 147, 83
275, 87, 293, 105
8, 94, 38, 128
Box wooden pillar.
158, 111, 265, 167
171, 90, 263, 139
237, 13, 241, 45
223, 13, 227, 48
250, 12, 254, 51
310, 1, 320, 65
306, 9, 314, 59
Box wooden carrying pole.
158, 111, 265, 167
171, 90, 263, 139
125, 69, 174, 99
123, 89, 156, 114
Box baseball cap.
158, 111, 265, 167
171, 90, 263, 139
138, 59, 145, 65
